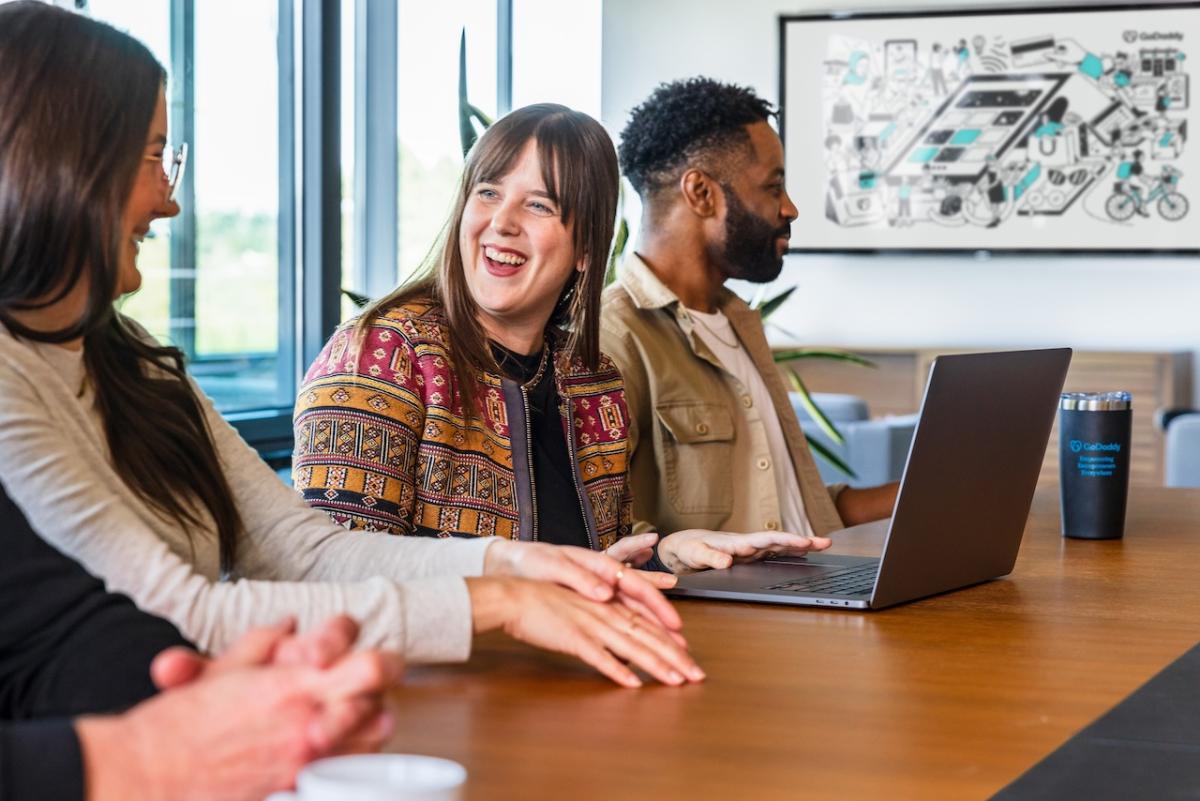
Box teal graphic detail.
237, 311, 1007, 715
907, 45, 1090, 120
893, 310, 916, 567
909, 146, 939, 164
1012, 163, 1043, 200
950, 129, 981, 145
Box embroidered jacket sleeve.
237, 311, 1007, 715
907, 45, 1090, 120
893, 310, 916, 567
293, 320, 428, 535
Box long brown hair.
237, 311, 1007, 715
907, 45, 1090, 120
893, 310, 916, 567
358, 103, 619, 413
0, 2, 243, 576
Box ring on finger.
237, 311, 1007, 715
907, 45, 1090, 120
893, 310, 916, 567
615, 561, 632, 583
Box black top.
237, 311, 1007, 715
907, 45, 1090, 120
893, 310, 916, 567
0, 486, 193, 800
0, 487, 191, 721
0, 719, 83, 801
492, 343, 591, 549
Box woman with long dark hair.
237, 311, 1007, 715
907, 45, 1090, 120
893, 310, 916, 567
0, 1, 699, 689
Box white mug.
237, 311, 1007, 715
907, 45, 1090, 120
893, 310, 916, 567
266, 754, 467, 801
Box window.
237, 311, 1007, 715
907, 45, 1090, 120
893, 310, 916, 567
396, 2, 498, 285
74, 0, 603, 457
92, 1, 287, 414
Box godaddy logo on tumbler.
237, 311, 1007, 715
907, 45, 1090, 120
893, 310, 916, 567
1070, 440, 1122, 453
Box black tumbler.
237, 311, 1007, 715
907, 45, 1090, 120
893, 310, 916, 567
1059, 392, 1132, 539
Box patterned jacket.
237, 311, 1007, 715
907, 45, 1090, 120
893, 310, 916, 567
293, 301, 633, 549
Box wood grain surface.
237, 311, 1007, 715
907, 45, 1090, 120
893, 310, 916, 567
385, 487, 1200, 800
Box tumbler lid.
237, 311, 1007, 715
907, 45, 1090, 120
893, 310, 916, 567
1060, 391, 1131, 411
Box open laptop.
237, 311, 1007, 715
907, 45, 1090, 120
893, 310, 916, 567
667, 348, 1072, 610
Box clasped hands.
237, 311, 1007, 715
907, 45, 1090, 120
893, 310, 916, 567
77, 616, 401, 801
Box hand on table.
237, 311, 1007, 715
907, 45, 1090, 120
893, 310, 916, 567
78, 617, 402, 801
466, 576, 704, 689
150, 615, 363, 687
483, 537, 680, 633
656, 530, 832, 574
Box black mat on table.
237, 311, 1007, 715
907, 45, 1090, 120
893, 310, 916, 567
992, 641, 1200, 800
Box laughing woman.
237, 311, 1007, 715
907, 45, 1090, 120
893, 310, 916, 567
0, 2, 697, 689
294, 105, 829, 592
295, 106, 631, 551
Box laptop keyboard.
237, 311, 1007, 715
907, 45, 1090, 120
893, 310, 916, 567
764, 563, 878, 596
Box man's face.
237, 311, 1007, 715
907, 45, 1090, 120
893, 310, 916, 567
707, 121, 798, 284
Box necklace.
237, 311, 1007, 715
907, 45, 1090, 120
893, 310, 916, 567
493, 341, 550, 387
691, 312, 741, 350
524, 343, 550, 388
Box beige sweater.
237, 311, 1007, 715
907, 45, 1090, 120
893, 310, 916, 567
0, 322, 492, 661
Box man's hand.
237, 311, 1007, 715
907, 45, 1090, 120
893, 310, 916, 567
150, 615, 364, 690
835, 482, 899, 527
77, 620, 402, 801
656, 530, 832, 574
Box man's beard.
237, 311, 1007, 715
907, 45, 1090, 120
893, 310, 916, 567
708, 186, 790, 284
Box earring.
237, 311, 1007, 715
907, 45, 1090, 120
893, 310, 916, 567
566, 271, 587, 328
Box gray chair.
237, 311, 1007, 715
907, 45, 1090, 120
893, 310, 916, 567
1164, 412, 1200, 487
790, 392, 917, 488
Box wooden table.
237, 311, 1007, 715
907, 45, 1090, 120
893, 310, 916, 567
387, 487, 1200, 800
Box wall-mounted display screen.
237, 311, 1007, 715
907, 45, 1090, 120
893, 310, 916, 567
780, 4, 1199, 253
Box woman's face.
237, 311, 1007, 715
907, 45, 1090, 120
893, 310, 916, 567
119, 85, 180, 297
458, 139, 581, 350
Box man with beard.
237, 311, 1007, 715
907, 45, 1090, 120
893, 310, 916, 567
601, 78, 897, 557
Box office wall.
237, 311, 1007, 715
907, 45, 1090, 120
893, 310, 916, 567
601, 0, 1200, 399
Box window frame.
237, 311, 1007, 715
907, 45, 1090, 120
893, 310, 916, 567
158, 0, 514, 456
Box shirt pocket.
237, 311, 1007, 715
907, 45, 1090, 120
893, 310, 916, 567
654, 401, 735, 515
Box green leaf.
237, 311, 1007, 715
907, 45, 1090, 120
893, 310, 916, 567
773, 348, 876, 368
604, 180, 630, 287
458, 30, 492, 157
605, 216, 628, 287
785, 367, 846, 446
755, 286, 797, 321
341, 288, 371, 308
806, 434, 858, 479
468, 103, 493, 130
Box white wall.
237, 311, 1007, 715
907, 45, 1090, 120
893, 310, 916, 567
601, 0, 1200, 399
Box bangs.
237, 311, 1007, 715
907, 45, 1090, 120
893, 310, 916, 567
468, 110, 600, 230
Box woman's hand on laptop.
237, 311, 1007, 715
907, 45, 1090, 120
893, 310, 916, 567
655, 530, 833, 575
604, 532, 659, 569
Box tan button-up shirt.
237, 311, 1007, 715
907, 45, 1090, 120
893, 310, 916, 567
599, 254, 845, 537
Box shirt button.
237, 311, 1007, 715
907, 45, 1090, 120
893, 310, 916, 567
696, 423, 710, 435
757, 457, 770, 470
765, 520, 779, 530
742, 395, 753, 408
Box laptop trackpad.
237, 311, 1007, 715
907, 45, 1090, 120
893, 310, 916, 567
756, 556, 856, 574
673, 553, 880, 591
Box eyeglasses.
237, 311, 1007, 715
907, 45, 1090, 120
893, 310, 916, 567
144, 143, 189, 203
